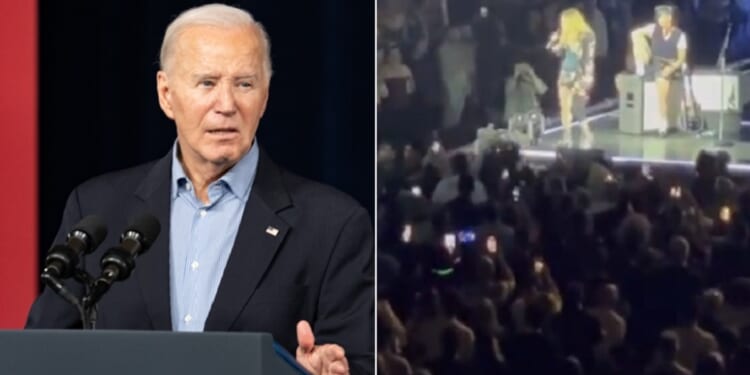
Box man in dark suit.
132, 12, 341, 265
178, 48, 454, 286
26, 4, 373, 375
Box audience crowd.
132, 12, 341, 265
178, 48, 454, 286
378, 140, 750, 375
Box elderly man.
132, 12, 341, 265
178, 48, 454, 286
26, 4, 373, 375
631, 5, 689, 136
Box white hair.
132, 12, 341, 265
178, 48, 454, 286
159, 3, 273, 80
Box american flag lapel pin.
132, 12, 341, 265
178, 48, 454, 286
265, 226, 279, 237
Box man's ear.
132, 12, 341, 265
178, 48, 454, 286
156, 70, 175, 120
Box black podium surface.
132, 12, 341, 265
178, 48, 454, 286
0, 330, 309, 375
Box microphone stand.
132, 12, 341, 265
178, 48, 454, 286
43, 217, 157, 330
43, 258, 99, 329
40, 272, 87, 327
716, 22, 734, 147
74, 258, 99, 329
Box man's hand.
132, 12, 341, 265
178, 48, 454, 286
296, 320, 349, 375
660, 66, 675, 79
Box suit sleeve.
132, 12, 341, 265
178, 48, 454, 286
25, 188, 85, 329
314, 206, 374, 375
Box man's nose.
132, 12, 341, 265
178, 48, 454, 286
213, 83, 237, 116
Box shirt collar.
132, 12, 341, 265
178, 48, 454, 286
171, 140, 260, 203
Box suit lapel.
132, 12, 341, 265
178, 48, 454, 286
204, 149, 292, 331
133, 152, 173, 330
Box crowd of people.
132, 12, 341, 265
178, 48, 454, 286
377, 139, 750, 375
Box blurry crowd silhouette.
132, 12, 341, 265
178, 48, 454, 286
378, 140, 750, 375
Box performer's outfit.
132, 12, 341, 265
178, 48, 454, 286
557, 33, 597, 92
637, 24, 687, 80
550, 31, 596, 146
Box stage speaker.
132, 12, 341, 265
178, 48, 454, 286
691, 69, 743, 112
618, 70, 745, 137
618, 74, 682, 134
618, 74, 645, 135
690, 69, 743, 138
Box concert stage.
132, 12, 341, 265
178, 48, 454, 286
519, 110, 750, 173
517, 66, 750, 171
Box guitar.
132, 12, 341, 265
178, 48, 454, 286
681, 67, 706, 132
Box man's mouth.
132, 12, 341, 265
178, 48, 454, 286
207, 128, 239, 134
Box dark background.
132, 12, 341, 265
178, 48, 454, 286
39, 1, 374, 266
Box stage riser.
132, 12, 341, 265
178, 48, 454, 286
618, 72, 744, 136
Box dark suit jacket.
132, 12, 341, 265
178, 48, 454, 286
27, 148, 374, 374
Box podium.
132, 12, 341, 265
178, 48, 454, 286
0, 330, 309, 375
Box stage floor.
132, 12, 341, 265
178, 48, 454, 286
528, 113, 750, 165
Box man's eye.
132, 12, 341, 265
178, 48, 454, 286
199, 80, 215, 87
238, 82, 254, 88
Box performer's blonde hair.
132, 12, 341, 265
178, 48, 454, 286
559, 8, 592, 49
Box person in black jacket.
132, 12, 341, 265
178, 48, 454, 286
26, 4, 373, 375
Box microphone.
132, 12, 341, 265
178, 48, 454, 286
87, 213, 160, 306
545, 30, 560, 50
42, 215, 108, 280
100, 213, 160, 281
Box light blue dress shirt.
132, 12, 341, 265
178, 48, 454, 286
169, 142, 259, 331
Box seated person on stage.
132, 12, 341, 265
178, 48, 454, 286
631, 4, 688, 136
26, 4, 373, 375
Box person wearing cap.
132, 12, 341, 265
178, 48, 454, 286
631, 4, 688, 136
546, 7, 597, 149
